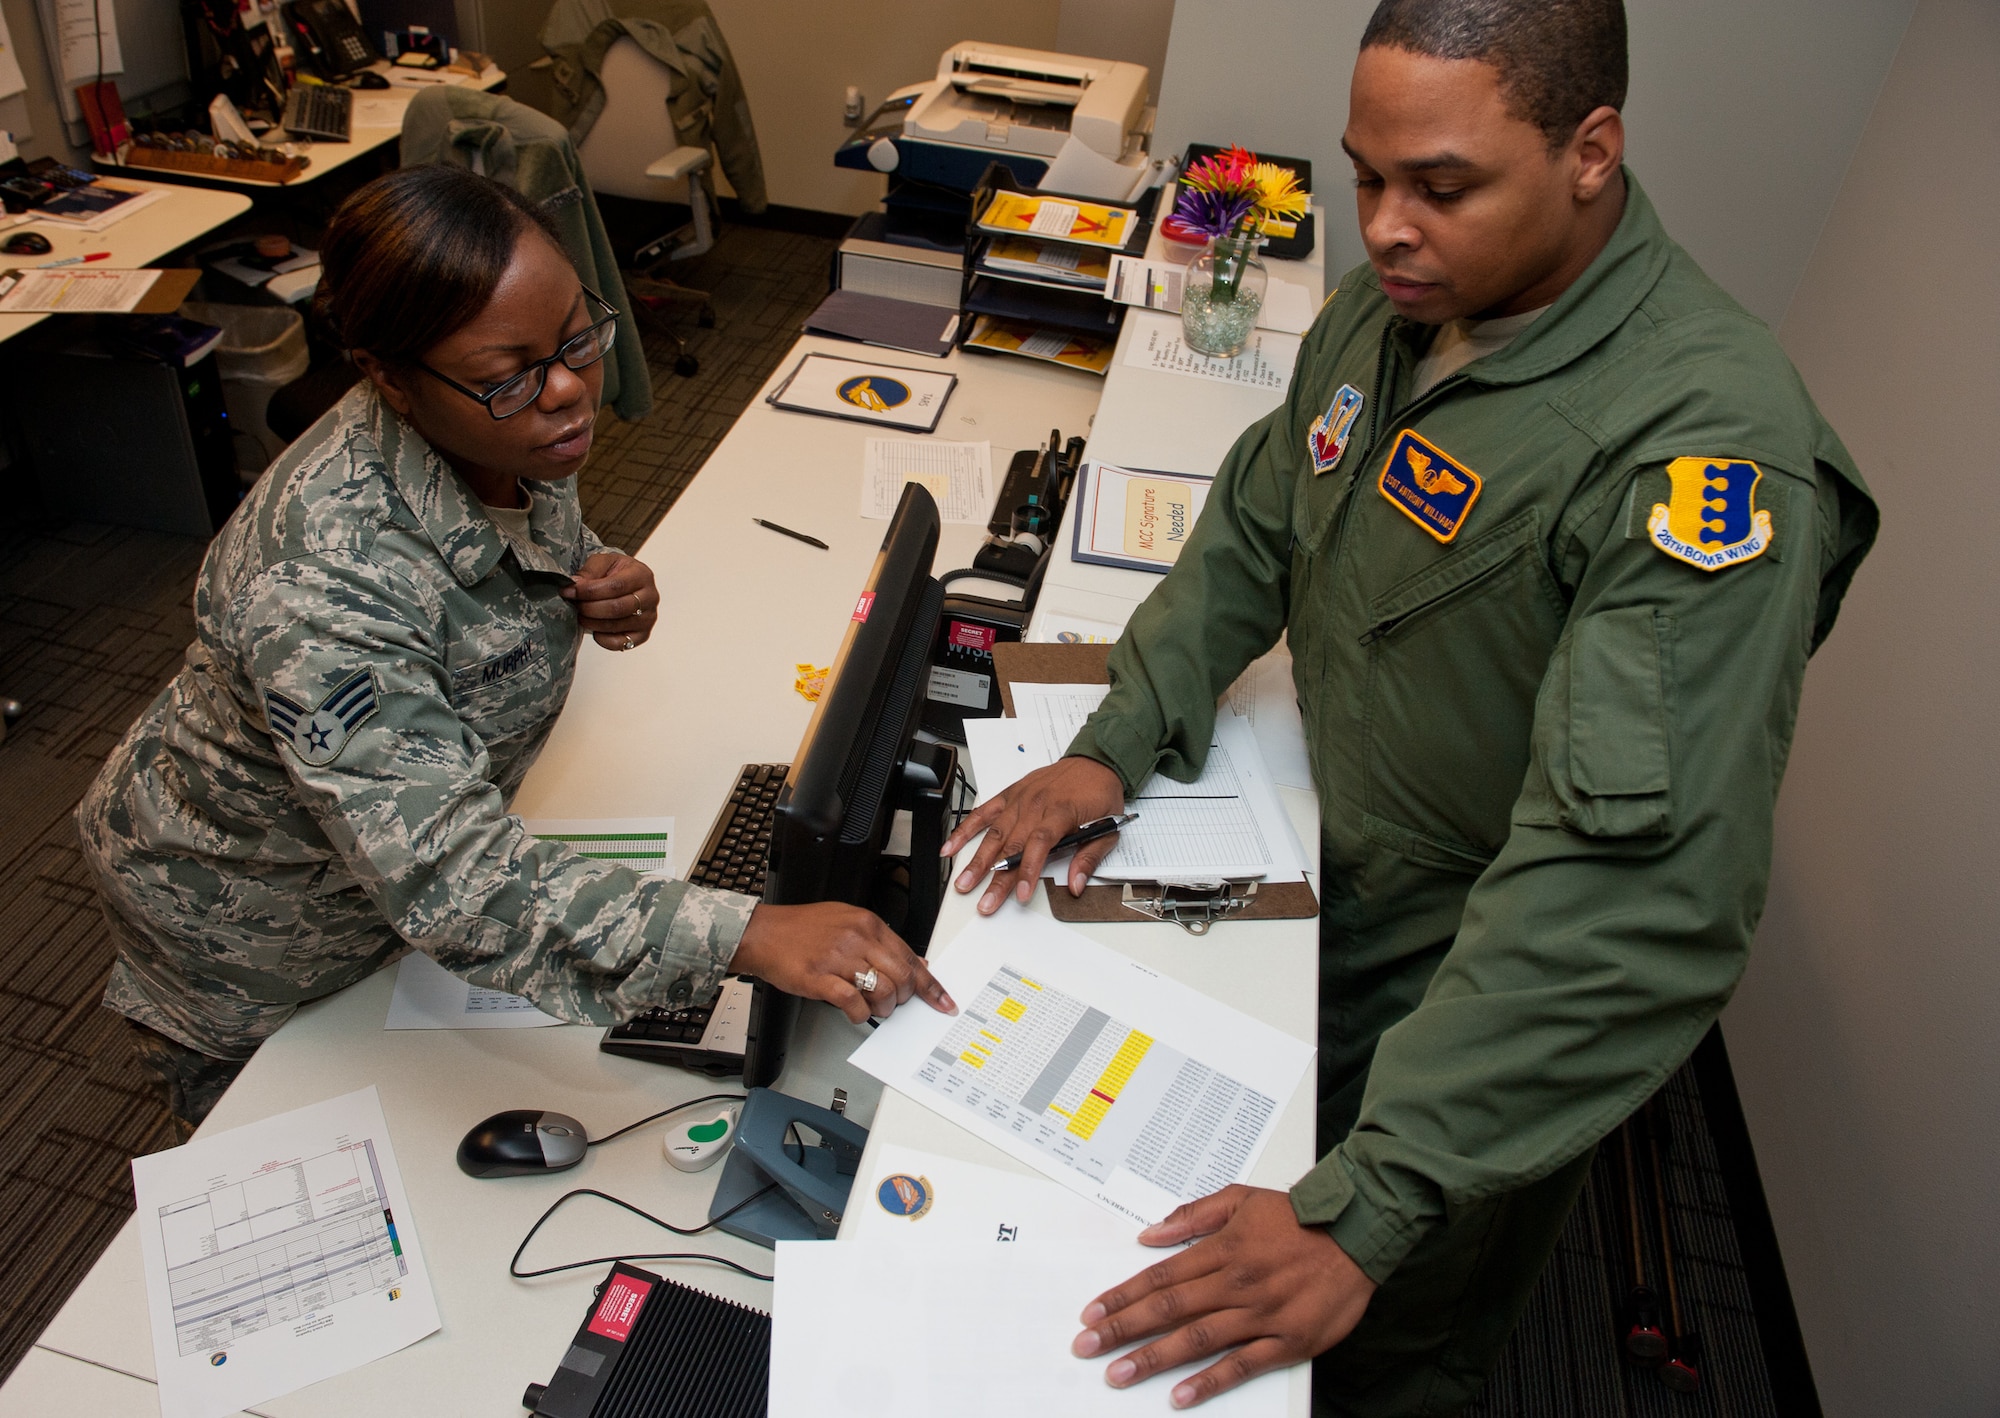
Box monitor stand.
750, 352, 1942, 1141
868, 739, 959, 956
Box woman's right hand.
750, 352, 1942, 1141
729, 902, 956, 1025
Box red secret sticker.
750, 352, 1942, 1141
852, 592, 876, 623
949, 620, 997, 651
587, 1273, 653, 1343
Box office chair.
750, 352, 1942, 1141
573, 35, 719, 376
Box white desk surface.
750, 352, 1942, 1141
1032, 206, 1328, 638
8, 253, 1331, 1412
94, 64, 505, 192
0, 180, 251, 346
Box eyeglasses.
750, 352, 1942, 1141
417, 287, 619, 420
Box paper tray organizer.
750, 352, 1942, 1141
990, 642, 1318, 930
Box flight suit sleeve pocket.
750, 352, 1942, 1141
1560, 607, 1672, 837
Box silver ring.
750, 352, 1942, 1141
853, 969, 879, 994
622, 634, 636, 651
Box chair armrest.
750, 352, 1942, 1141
645, 145, 713, 181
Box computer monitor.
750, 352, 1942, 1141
764, 482, 956, 951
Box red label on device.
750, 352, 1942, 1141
587, 1273, 653, 1343
949, 620, 997, 651
852, 592, 876, 623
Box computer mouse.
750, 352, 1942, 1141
351, 70, 391, 89
3, 232, 51, 256
456, 1109, 589, 1177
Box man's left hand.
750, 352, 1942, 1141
564, 552, 660, 650
1072, 1186, 1377, 1409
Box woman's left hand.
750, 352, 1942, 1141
564, 553, 660, 650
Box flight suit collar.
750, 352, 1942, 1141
1430, 167, 1673, 389
368, 388, 527, 588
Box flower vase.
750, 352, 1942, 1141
1181, 234, 1268, 357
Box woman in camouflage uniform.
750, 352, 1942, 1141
79, 166, 952, 1131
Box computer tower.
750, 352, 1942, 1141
5, 333, 239, 537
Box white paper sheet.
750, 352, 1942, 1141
1223, 647, 1314, 792
850, 911, 1315, 1227
1259, 277, 1317, 335
520, 816, 676, 876
1105, 263, 1311, 335
1122, 310, 1300, 391
0, 10, 29, 99
862, 438, 992, 523
131, 1086, 440, 1418
771, 1240, 1289, 1417
0, 265, 158, 312
848, 1142, 1134, 1247
1031, 613, 1123, 644
384, 950, 564, 1029
49, 0, 120, 84
1009, 685, 1296, 882
768, 352, 956, 431
352, 95, 407, 129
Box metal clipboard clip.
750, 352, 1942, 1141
1120, 880, 1259, 935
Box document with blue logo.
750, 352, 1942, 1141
767, 351, 956, 432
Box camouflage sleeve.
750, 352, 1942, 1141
238, 549, 749, 1025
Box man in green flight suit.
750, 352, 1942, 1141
943, 0, 1879, 1412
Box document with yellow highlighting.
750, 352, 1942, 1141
850, 912, 1314, 1228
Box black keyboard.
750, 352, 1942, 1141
598, 764, 794, 1081
685, 762, 788, 896
281, 85, 352, 141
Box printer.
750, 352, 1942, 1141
838, 42, 1158, 205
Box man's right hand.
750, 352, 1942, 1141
941, 757, 1127, 914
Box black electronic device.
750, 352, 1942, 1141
920, 429, 1080, 741
285, 0, 378, 78
522, 1262, 769, 1418
281, 82, 352, 140
763, 482, 956, 954
456, 1109, 588, 1177
599, 488, 960, 1087
2, 232, 50, 255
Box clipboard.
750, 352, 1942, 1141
990, 642, 1318, 930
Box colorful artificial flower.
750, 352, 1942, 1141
1171, 146, 1310, 239
1248, 161, 1310, 221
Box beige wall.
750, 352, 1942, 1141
1729, 1, 2000, 1411
1151, 0, 1914, 325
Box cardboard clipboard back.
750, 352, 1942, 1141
987, 641, 1318, 927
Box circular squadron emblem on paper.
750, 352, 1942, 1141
210, 1352, 228, 1366
877, 1173, 934, 1220
839, 375, 910, 412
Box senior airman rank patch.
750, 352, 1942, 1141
1377, 430, 1482, 542
265, 669, 379, 767
1309, 384, 1365, 474
1647, 457, 1774, 571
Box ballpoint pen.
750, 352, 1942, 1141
995, 812, 1138, 874
752, 517, 830, 550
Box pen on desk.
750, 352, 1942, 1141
33, 252, 110, 268
752, 517, 829, 550
995, 812, 1138, 874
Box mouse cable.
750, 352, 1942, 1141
584, 1091, 747, 1149
509, 1182, 782, 1283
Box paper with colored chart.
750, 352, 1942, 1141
767, 351, 955, 432
1070, 460, 1213, 574
850, 911, 1314, 1227
131, 1086, 439, 1418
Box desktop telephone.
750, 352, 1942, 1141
285, 0, 378, 79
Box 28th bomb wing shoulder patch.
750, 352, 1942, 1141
265, 669, 380, 767
1647, 457, 1775, 571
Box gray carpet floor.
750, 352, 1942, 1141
0, 216, 1791, 1414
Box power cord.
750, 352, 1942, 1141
509, 1099, 807, 1285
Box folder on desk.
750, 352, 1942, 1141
991, 642, 1318, 928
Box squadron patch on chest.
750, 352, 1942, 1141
1647, 457, 1775, 571
1377, 430, 1482, 543
265, 669, 379, 768
1309, 384, 1365, 474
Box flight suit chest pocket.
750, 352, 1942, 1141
448, 631, 554, 744
1359, 510, 1565, 870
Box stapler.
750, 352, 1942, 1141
706, 1087, 867, 1246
